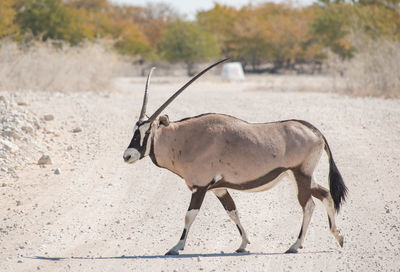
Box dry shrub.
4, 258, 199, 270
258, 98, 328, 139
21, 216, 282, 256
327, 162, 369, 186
0, 40, 127, 92
328, 36, 400, 98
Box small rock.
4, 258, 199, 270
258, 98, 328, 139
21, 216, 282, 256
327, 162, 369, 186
21, 125, 34, 135
43, 128, 55, 134
67, 145, 73, 151
17, 101, 28, 106
43, 115, 54, 121
54, 168, 61, 175
16, 200, 22, 206
38, 155, 52, 165
2, 129, 20, 140
72, 127, 82, 133
0, 96, 7, 104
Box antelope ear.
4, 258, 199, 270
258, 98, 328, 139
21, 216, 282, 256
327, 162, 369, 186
159, 115, 170, 127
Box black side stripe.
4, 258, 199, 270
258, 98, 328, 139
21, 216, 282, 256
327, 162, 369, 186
208, 167, 287, 191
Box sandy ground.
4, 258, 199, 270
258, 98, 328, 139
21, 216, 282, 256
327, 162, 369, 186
1, 75, 400, 271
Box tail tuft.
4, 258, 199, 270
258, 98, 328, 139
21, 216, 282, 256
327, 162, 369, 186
329, 157, 348, 213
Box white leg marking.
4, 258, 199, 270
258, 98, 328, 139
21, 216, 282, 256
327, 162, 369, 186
287, 198, 315, 253
212, 188, 226, 198
227, 210, 250, 251
167, 209, 199, 254
322, 196, 344, 246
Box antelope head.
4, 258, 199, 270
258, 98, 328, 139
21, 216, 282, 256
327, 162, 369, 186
123, 58, 229, 164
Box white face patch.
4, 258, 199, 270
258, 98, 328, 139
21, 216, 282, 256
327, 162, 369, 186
123, 148, 141, 164
139, 122, 151, 147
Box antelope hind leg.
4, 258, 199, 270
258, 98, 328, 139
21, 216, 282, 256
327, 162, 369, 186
286, 171, 315, 254
311, 183, 344, 247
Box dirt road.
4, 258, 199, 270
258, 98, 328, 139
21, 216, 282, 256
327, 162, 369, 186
1, 75, 399, 271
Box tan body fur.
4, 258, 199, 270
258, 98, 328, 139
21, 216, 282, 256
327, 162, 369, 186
153, 114, 322, 189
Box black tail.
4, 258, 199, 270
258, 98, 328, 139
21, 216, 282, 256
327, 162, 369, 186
324, 140, 348, 213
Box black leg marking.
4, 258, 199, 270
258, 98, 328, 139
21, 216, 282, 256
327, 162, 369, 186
188, 187, 207, 211
236, 224, 243, 236
298, 227, 303, 239
180, 229, 187, 241
216, 191, 236, 211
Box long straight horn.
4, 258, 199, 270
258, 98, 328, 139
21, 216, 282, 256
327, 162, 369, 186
139, 67, 156, 121
147, 58, 230, 123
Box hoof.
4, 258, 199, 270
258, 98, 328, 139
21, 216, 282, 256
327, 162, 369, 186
165, 250, 179, 256
235, 248, 249, 253
338, 235, 344, 248
285, 248, 298, 254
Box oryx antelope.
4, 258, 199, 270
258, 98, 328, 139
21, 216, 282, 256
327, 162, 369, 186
123, 59, 347, 255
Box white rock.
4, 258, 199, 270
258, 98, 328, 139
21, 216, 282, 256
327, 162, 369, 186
0, 96, 8, 106
38, 155, 52, 165
0, 139, 19, 153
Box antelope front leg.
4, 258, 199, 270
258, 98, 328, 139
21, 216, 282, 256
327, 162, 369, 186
165, 187, 207, 255
213, 189, 250, 253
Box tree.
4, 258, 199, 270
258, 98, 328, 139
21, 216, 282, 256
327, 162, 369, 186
196, 4, 239, 55
65, 0, 109, 12
311, 3, 354, 59
0, 0, 18, 38
112, 20, 150, 56
108, 3, 178, 58
161, 20, 220, 75
15, 0, 92, 44
312, 0, 400, 59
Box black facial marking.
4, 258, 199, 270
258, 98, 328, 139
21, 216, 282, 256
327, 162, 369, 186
128, 129, 141, 149
126, 122, 151, 159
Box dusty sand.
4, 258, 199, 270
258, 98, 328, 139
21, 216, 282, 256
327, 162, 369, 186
1, 75, 399, 271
